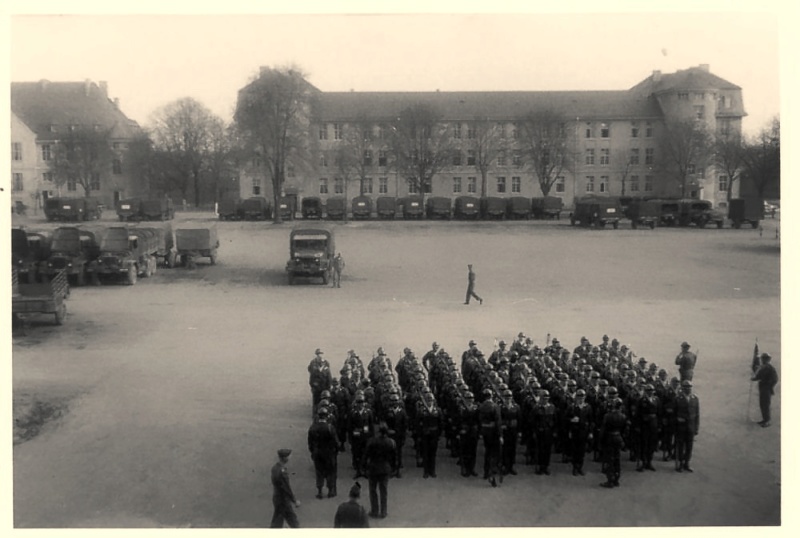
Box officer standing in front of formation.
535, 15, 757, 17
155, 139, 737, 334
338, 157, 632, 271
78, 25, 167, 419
308, 349, 332, 415
675, 342, 697, 382
674, 380, 699, 472
308, 407, 339, 499
478, 388, 503, 486
464, 264, 483, 305
364, 423, 396, 519
566, 388, 593, 476
333, 482, 369, 528
270, 449, 301, 528
599, 398, 627, 488
752, 352, 779, 427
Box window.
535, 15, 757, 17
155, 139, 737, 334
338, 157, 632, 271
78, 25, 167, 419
585, 123, 593, 138
362, 128, 372, 142
497, 177, 507, 193
363, 150, 373, 166
90, 172, 101, 191
319, 125, 328, 140
333, 123, 343, 140
630, 175, 640, 192
497, 152, 507, 166
585, 149, 595, 165
721, 95, 731, 109
645, 148, 654, 165
693, 105, 705, 120
467, 177, 477, 193
512, 151, 522, 166
645, 122, 653, 138
319, 178, 329, 194
12, 142, 22, 161
407, 180, 419, 194
629, 148, 640, 165
467, 150, 476, 166
377, 126, 386, 140
718, 119, 731, 137
67, 178, 77, 192
555, 176, 565, 193
585, 176, 595, 192
287, 164, 295, 178
694, 92, 705, 100
379, 177, 388, 194
599, 176, 608, 193
43, 172, 53, 183
423, 182, 432, 194
362, 178, 373, 194
453, 124, 462, 139
644, 175, 654, 192
512, 176, 521, 193
113, 158, 122, 174
453, 177, 462, 193
334, 178, 344, 194
600, 148, 610, 165
319, 153, 328, 168
378, 150, 387, 167
687, 164, 696, 175
678, 92, 689, 100
631, 124, 639, 138
718, 175, 729, 192
452, 151, 462, 166
600, 123, 610, 138
41, 144, 52, 161
252, 177, 261, 195
12, 173, 23, 192
467, 125, 476, 139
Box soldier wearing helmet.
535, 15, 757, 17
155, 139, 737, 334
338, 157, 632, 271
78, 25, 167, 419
489, 340, 508, 369
458, 391, 480, 477
532, 389, 556, 476
382, 394, 407, 477
636, 384, 660, 472
421, 341, 440, 373
500, 389, 521, 477
599, 393, 628, 488
308, 349, 332, 416
348, 391, 374, 479
674, 380, 699, 472
660, 377, 681, 461
416, 390, 442, 479
566, 388, 593, 476
478, 387, 503, 486
308, 405, 340, 499
674, 342, 697, 382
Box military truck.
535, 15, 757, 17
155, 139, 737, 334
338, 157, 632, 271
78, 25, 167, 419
376, 197, 397, 219
218, 197, 242, 220
531, 196, 564, 219
175, 226, 219, 268
454, 196, 480, 219
352, 195, 373, 220
425, 196, 452, 219
39, 226, 101, 286
87, 226, 161, 285
12, 268, 69, 327
728, 198, 764, 229
570, 197, 623, 229
678, 199, 724, 228
326, 197, 347, 220
653, 199, 681, 226
240, 196, 271, 220
135, 225, 176, 268
481, 197, 506, 219
51, 198, 102, 222
140, 198, 175, 221
286, 228, 335, 285
277, 196, 296, 221
11, 228, 51, 284
301, 197, 324, 219
628, 200, 661, 229
402, 196, 424, 219
507, 197, 532, 219
117, 198, 143, 221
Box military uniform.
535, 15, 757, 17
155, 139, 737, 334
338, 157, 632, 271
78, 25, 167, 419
532, 393, 556, 475
383, 396, 408, 476
416, 394, 443, 478
752, 354, 779, 426
308, 351, 332, 413
270, 450, 299, 528
566, 392, 593, 475
674, 381, 699, 472
600, 402, 627, 488
478, 391, 503, 485
675, 342, 697, 382
308, 412, 339, 498
636, 387, 660, 471
364, 428, 396, 518
458, 393, 480, 476
348, 397, 374, 478
500, 392, 521, 475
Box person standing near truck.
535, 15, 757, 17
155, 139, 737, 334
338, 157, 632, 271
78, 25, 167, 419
332, 253, 345, 288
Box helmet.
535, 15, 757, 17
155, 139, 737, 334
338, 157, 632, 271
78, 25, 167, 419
540, 390, 550, 398
591, 371, 600, 378
499, 340, 506, 347
389, 394, 401, 402
318, 406, 329, 416
598, 379, 609, 387
432, 341, 439, 348
321, 390, 331, 399
607, 386, 618, 395
645, 384, 655, 392
502, 389, 513, 397
576, 389, 586, 397
482, 388, 493, 398
498, 383, 509, 392
464, 391, 474, 399
681, 380, 693, 388
567, 379, 577, 387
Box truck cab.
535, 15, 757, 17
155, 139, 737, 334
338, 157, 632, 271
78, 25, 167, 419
286, 228, 335, 285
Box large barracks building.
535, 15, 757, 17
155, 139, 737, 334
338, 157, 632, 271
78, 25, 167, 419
238, 64, 746, 211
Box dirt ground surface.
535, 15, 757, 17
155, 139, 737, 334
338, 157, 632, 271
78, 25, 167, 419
9, 211, 782, 528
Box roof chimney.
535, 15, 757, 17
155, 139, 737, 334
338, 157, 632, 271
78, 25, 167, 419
99, 81, 108, 96
259, 66, 271, 77
652, 70, 662, 82
698, 64, 710, 72
85, 79, 92, 96
113, 97, 120, 108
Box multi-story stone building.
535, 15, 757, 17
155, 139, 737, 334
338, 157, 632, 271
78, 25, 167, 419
10, 79, 143, 212
236, 64, 746, 211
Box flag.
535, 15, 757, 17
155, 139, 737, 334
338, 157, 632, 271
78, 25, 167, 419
751, 340, 760, 374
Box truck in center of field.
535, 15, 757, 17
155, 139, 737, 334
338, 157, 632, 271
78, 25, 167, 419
286, 228, 335, 285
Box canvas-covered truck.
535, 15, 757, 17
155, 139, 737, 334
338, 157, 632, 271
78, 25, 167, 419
376, 196, 397, 219
481, 197, 506, 220
39, 226, 101, 286
175, 226, 219, 268
326, 197, 347, 220
570, 197, 623, 229
352, 195, 373, 220
11, 228, 51, 284
301, 197, 324, 219
455, 196, 480, 219
51, 198, 103, 222
402, 196, 425, 219
531, 196, 564, 219
87, 226, 161, 285
277, 196, 296, 221
654, 199, 681, 226
678, 199, 724, 228
728, 198, 764, 229
628, 200, 661, 229
140, 198, 175, 221
507, 197, 532, 219
218, 197, 242, 220
241, 196, 271, 220
136, 225, 177, 267
286, 228, 335, 285
12, 268, 69, 327
117, 198, 143, 221
426, 196, 452, 219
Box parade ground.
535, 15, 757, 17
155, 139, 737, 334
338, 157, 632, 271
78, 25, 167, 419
10, 213, 781, 527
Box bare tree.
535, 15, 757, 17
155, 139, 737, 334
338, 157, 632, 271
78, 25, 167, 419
712, 132, 744, 202
739, 117, 780, 199
388, 103, 456, 203
466, 117, 506, 197
657, 118, 712, 198
234, 66, 315, 223
149, 97, 226, 207
518, 110, 572, 196
49, 126, 113, 198
611, 148, 636, 197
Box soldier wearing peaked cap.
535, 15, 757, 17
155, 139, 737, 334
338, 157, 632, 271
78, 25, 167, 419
271, 449, 301, 528
675, 342, 697, 382
751, 352, 779, 427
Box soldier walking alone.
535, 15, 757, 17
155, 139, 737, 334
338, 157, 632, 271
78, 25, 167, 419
270, 449, 301, 528
464, 264, 483, 305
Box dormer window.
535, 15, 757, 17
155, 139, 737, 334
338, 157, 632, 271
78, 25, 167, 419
49, 124, 57, 133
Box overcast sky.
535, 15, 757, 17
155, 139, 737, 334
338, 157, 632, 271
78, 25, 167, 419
7, 6, 784, 137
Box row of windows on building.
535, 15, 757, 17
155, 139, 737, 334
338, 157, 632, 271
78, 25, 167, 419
10, 172, 103, 193
317, 121, 658, 142
11, 142, 124, 174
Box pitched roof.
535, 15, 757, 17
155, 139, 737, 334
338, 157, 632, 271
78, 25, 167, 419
629, 66, 741, 95
316, 90, 663, 123
10, 80, 141, 141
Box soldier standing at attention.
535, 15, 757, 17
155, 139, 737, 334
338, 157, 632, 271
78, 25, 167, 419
675, 342, 697, 382
308, 408, 339, 499
478, 388, 503, 486
332, 252, 345, 288
674, 380, 700, 472
599, 398, 627, 488
464, 264, 483, 305
270, 449, 301, 528
751, 352, 778, 427
364, 423, 396, 519
308, 349, 332, 414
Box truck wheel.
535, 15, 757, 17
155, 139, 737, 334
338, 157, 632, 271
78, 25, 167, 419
649, 221, 656, 230
54, 304, 67, 326
612, 221, 619, 230
127, 265, 138, 285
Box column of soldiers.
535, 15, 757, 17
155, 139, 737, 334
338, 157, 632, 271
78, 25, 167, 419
306, 334, 699, 492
